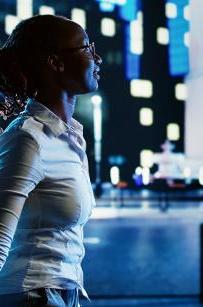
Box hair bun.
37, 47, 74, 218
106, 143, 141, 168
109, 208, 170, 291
0, 48, 7, 54
0, 48, 9, 64
0, 47, 15, 59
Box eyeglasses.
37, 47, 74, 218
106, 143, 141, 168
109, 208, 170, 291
58, 42, 96, 57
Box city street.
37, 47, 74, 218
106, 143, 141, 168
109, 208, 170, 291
81, 202, 203, 306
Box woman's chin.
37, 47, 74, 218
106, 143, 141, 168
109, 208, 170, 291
73, 79, 99, 94
84, 82, 99, 94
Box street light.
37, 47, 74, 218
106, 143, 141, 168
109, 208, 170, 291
91, 95, 103, 197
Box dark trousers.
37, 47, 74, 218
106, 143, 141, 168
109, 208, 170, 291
0, 287, 81, 307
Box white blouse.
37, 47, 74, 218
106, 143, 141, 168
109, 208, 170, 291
0, 98, 96, 299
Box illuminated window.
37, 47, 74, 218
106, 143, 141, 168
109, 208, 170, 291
71, 8, 86, 29
99, 2, 115, 12
175, 83, 187, 100
39, 6, 55, 15
139, 108, 153, 126
84, 237, 101, 244
130, 12, 143, 54
5, 0, 33, 34
135, 166, 142, 175
184, 5, 190, 21
17, 0, 33, 19
130, 79, 153, 98
157, 27, 169, 45
140, 150, 154, 168
110, 166, 120, 185
5, 15, 20, 35
165, 2, 177, 18
184, 32, 190, 47
116, 0, 127, 4
98, 0, 126, 5
101, 18, 116, 37
142, 167, 150, 185
167, 123, 180, 141
183, 167, 191, 179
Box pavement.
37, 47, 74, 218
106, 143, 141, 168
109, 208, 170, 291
79, 194, 203, 306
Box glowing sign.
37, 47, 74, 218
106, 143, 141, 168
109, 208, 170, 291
96, 0, 126, 6
119, 0, 141, 21
125, 24, 140, 79
130, 12, 143, 54
96, 0, 126, 12
5, 0, 33, 35
124, 0, 142, 79
166, 0, 190, 76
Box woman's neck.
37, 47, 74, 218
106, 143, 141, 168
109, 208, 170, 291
35, 90, 77, 124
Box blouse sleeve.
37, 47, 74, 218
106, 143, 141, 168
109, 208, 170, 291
0, 129, 44, 271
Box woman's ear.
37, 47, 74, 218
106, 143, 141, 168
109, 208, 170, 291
47, 54, 64, 72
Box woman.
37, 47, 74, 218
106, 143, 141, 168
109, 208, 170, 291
0, 14, 102, 306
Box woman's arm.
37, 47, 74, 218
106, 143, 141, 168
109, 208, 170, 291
0, 129, 44, 270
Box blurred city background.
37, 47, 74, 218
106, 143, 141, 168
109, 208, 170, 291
1, 0, 203, 306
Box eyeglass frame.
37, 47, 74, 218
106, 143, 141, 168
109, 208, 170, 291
57, 42, 96, 57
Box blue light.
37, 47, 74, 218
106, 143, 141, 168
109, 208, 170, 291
119, 0, 141, 21
96, 0, 127, 12
99, 2, 115, 12
96, 0, 126, 6
124, 19, 141, 79
125, 52, 140, 79
166, 0, 190, 76
123, 0, 142, 79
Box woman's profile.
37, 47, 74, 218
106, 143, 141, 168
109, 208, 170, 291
0, 14, 102, 307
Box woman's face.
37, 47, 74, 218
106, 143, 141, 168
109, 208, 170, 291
56, 20, 102, 95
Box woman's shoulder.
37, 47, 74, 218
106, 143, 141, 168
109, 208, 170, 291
1, 115, 45, 148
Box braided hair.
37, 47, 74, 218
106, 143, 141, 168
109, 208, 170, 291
0, 14, 69, 123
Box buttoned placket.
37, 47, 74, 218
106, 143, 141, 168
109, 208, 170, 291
61, 128, 85, 162
61, 128, 96, 218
